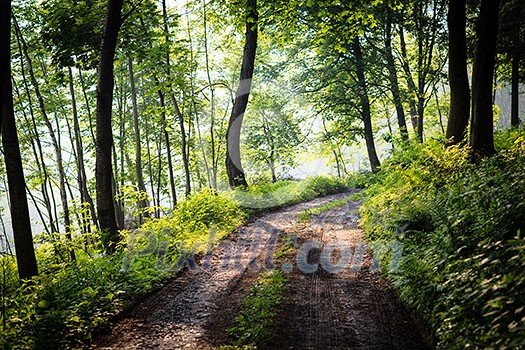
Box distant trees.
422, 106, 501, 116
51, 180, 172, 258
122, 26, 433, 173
498, 0, 525, 127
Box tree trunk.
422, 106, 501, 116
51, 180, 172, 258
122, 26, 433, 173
0, 0, 38, 280
446, 0, 470, 144
156, 81, 177, 208
353, 37, 381, 173
225, 0, 257, 188
69, 67, 98, 232
511, 14, 521, 126
202, 0, 219, 189
385, 9, 408, 141
398, 25, 420, 135
96, 0, 123, 253
470, 0, 500, 157
162, 0, 191, 197
128, 57, 149, 217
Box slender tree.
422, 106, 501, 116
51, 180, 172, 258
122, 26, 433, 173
470, 0, 501, 156
354, 36, 381, 173
0, 0, 38, 280
128, 56, 149, 217
446, 0, 470, 144
68, 67, 98, 231
225, 0, 258, 188
96, 0, 124, 253
510, 0, 523, 126
384, 7, 408, 142
162, 0, 191, 197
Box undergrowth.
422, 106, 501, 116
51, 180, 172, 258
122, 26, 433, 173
0, 188, 244, 349
361, 129, 525, 349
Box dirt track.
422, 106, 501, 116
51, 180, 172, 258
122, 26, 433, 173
93, 192, 427, 349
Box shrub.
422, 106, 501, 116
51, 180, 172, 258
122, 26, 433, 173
361, 132, 525, 349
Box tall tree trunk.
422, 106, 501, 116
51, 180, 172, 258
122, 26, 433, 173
128, 57, 149, 218
15, 17, 75, 262
470, 0, 500, 156
144, 110, 158, 218
446, 0, 471, 144
202, 0, 219, 189
96, 0, 123, 253
511, 3, 522, 126
78, 69, 96, 146
385, 9, 408, 141
162, 0, 191, 197
0, 0, 38, 280
353, 36, 381, 173
155, 80, 178, 208
225, 0, 257, 188
398, 25, 419, 135
69, 67, 98, 231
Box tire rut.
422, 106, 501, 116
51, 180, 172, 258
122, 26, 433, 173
269, 196, 428, 350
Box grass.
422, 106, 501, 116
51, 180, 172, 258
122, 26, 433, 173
298, 194, 359, 223
226, 235, 296, 347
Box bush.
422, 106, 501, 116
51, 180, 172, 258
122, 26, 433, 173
1, 188, 246, 349
360, 131, 525, 349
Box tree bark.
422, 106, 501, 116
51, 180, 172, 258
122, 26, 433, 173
0, 0, 38, 279
470, 0, 500, 157
128, 57, 149, 217
511, 2, 522, 127
96, 0, 123, 253
446, 0, 471, 144
353, 36, 381, 173
162, 0, 191, 197
156, 81, 178, 208
398, 25, 420, 135
69, 67, 98, 232
226, 0, 257, 188
385, 9, 408, 141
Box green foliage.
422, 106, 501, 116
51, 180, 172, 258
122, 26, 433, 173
228, 270, 288, 347
0, 252, 169, 349
361, 130, 525, 349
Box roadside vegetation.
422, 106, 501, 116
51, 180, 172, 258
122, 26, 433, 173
225, 235, 296, 348
361, 128, 525, 349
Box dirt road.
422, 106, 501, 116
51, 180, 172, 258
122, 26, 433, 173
93, 192, 427, 349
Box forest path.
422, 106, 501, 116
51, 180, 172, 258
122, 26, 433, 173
93, 191, 427, 350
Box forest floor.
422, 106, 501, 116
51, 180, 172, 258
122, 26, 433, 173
93, 192, 428, 350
